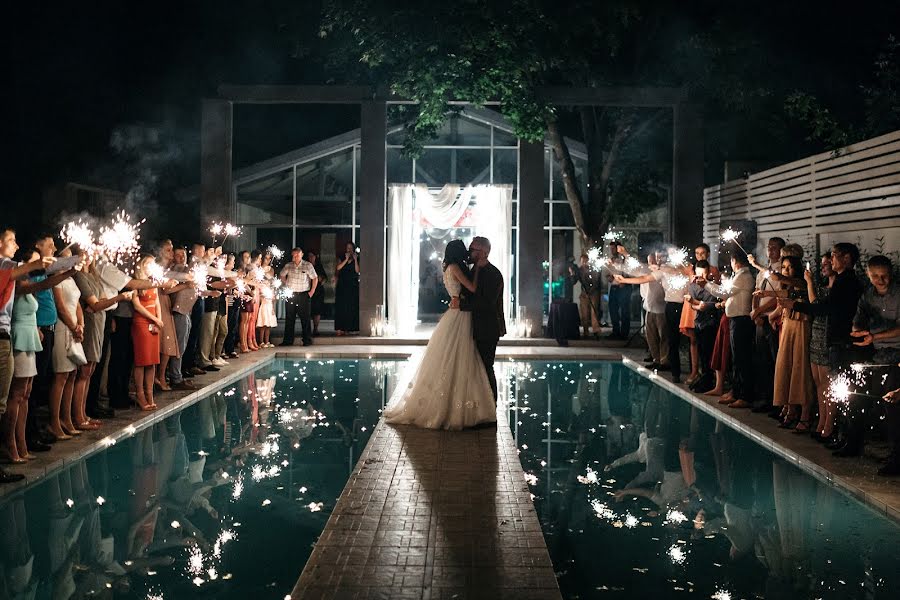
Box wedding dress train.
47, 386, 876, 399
383, 269, 497, 430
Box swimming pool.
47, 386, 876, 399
0, 358, 401, 600
2, 357, 898, 600
502, 361, 900, 599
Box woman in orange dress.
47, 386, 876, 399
131, 256, 162, 411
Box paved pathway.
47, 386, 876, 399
291, 354, 561, 600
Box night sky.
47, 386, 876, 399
3, 0, 898, 239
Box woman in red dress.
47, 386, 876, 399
131, 256, 162, 411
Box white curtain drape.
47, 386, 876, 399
472, 185, 513, 321
387, 183, 513, 335
387, 185, 420, 334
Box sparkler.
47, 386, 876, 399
145, 262, 167, 286
664, 274, 690, 293
826, 372, 881, 404
624, 256, 641, 271
720, 227, 749, 255
261, 286, 274, 300
191, 263, 209, 293
209, 222, 224, 246
266, 244, 284, 261
222, 223, 241, 244
60, 220, 96, 253
667, 247, 689, 266
602, 230, 622, 242
98, 211, 143, 266
253, 266, 267, 282
718, 274, 736, 294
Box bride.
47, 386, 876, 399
383, 240, 497, 430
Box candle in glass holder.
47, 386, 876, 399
525, 319, 533, 338
370, 318, 377, 337
375, 319, 384, 337
517, 320, 526, 337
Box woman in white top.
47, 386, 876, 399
384, 240, 496, 430
48, 249, 85, 440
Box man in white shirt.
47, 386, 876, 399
706, 253, 756, 408
748, 236, 785, 412
615, 249, 689, 382
279, 248, 318, 346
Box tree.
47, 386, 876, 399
320, 0, 686, 248
318, 0, 900, 247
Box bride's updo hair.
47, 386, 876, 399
443, 239, 469, 272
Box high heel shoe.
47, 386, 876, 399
792, 419, 814, 434
61, 425, 82, 436
778, 414, 800, 429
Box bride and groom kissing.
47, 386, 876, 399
384, 236, 506, 430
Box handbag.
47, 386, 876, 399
66, 335, 88, 367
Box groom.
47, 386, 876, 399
460, 236, 505, 402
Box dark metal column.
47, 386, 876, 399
359, 100, 387, 330
518, 140, 545, 329
200, 99, 233, 228
672, 103, 704, 244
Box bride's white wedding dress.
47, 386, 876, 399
383, 269, 497, 430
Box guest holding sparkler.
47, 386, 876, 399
747, 237, 786, 413
256, 250, 277, 348
154, 241, 178, 391
47, 248, 86, 440
334, 242, 359, 335
571, 253, 603, 340
73, 250, 133, 426
706, 253, 756, 408
685, 260, 721, 393
606, 241, 632, 340
131, 256, 162, 411
614, 248, 691, 383
840, 255, 900, 463
807, 253, 837, 442
183, 242, 210, 376
756, 255, 815, 430
246, 250, 263, 351
164, 247, 198, 391
782, 243, 863, 450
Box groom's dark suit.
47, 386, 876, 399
460, 262, 505, 401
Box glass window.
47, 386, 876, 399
454, 148, 491, 185
493, 126, 518, 147
551, 201, 575, 227
493, 149, 518, 188
415, 149, 450, 186
295, 148, 355, 225
425, 114, 493, 146
235, 168, 293, 225
387, 147, 413, 184
551, 155, 588, 203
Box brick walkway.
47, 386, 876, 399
291, 372, 561, 600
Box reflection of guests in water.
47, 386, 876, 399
1, 497, 36, 600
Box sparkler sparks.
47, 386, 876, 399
60, 220, 96, 253
827, 372, 853, 404
267, 245, 284, 260
602, 230, 623, 242
667, 247, 689, 265
98, 211, 144, 266
719, 274, 736, 294
253, 266, 267, 282
624, 256, 641, 271
665, 509, 688, 525
668, 544, 687, 565
191, 263, 209, 293
721, 227, 748, 253
664, 274, 690, 293
145, 262, 167, 285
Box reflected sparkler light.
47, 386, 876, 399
711, 589, 732, 600
665, 509, 688, 525
307, 502, 323, 512
231, 474, 244, 500
668, 544, 687, 565
576, 467, 599, 484
624, 513, 639, 528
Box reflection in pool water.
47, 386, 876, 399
0, 359, 400, 600
3, 358, 898, 599
501, 361, 900, 600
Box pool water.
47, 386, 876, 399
4, 358, 899, 600
0, 359, 401, 600
501, 361, 900, 599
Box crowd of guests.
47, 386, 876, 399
575, 236, 900, 477
0, 226, 361, 484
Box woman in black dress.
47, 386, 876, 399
307, 251, 328, 336
334, 242, 360, 335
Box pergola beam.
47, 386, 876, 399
217, 84, 687, 107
